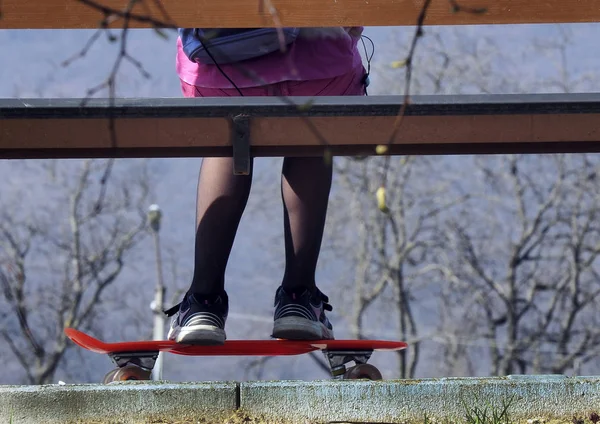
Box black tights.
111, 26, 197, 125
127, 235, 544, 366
189, 156, 332, 295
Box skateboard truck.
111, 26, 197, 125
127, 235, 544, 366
323, 350, 382, 380
109, 351, 158, 370
102, 351, 159, 382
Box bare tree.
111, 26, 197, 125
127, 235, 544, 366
429, 24, 600, 377
323, 26, 484, 379
532, 25, 596, 94
328, 155, 465, 378
326, 23, 600, 380
0, 159, 151, 384
439, 154, 600, 376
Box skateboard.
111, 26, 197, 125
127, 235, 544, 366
64, 328, 407, 382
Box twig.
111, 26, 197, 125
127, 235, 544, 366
244, 356, 275, 380
63, 1, 153, 213
76, 0, 178, 29
448, 0, 488, 14
61, 29, 105, 68
66, 0, 336, 163
376, 0, 488, 212
62, 0, 488, 214
81, 3, 152, 102
386, 0, 488, 147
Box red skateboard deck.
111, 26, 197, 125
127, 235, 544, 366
65, 328, 407, 381
65, 328, 407, 357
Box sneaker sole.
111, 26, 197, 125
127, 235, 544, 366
272, 316, 334, 340
169, 325, 226, 345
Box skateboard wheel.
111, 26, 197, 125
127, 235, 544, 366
102, 368, 120, 384
103, 365, 151, 383
343, 364, 383, 380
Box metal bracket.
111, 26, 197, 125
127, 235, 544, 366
230, 114, 251, 176
323, 350, 373, 379
109, 351, 159, 372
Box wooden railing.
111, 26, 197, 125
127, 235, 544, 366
1, 0, 599, 162
2, 0, 598, 29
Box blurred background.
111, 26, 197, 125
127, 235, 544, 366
1, 21, 600, 385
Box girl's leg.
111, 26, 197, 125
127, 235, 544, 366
272, 63, 367, 340
167, 83, 260, 345
189, 157, 253, 296
280, 156, 332, 293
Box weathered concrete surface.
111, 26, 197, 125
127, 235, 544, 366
3, 375, 600, 423
0, 380, 238, 424
240, 375, 600, 424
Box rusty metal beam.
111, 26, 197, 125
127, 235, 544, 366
1, 94, 600, 159
1, 0, 599, 30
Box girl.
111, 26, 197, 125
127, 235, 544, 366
166, 26, 368, 345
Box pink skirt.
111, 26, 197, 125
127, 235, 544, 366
180, 62, 366, 98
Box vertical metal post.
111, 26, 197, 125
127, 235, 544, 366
148, 204, 165, 381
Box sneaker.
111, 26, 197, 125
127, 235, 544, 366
272, 285, 334, 340
164, 291, 228, 345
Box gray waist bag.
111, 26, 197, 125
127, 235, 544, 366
179, 27, 300, 65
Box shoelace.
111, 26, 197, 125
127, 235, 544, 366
315, 288, 333, 312
164, 288, 333, 317
163, 292, 223, 317
163, 303, 180, 317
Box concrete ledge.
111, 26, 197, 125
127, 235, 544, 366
240, 375, 600, 424
0, 381, 238, 424
3, 376, 600, 423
